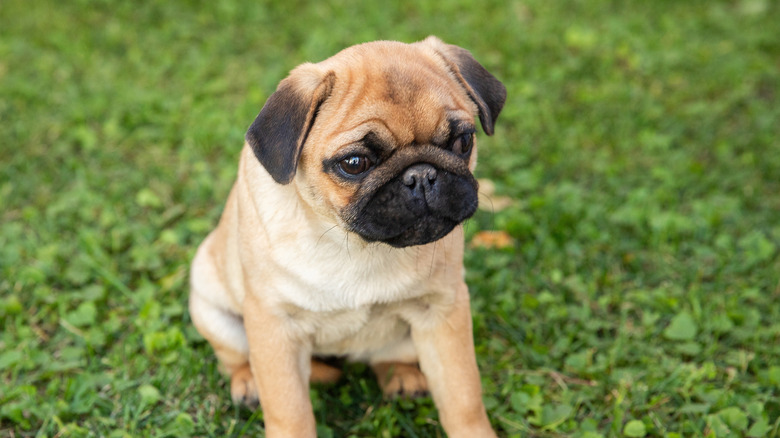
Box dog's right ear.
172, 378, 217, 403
422, 36, 507, 136
246, 65, 335, 184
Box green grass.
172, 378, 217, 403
1, 0, 779, 436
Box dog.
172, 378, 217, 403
189, 36, 506, 437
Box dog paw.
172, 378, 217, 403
310, 357, 344, 383
230, 365, 259, 408
372, 362, 429, 398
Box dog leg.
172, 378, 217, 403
190, 295, 259, 408
190, 234, 252, 368
190, 251, 260, 407
243, 293, 316, 438
372, 362, 429, 398
411, 284, 496, 437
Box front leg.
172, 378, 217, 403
243, 293, 316, 438
411, 283, 496, 437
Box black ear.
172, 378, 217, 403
245, 68, 335, 184
425, 37, 507, 136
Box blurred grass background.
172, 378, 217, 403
1, 0, 779, 436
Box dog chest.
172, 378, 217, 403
283, 300, 421, 358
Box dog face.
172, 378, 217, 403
245, 37, 506, 247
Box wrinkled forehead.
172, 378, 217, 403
316, 46, 477, 149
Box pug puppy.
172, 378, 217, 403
189, 36, 506, 437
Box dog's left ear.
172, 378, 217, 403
424, 36, 507, 136
246, 65, 336, 184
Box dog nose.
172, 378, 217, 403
402, 164, 437, 189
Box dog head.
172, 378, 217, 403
245, 37, 506, 247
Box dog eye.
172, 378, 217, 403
451, 133, 474, 157
339, 155, 374, 175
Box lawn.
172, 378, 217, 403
1, 0, 779, 436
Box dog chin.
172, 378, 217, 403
357, 216, 461, 248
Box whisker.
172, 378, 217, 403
428, 239, 438, 278
317, 225, 340, 247
476, 191, 497, 232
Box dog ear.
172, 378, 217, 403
424, 36, 507, 136
246, 66, 335, 184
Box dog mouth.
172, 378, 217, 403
345, 162, 478, 248
373, 216, 462, 248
